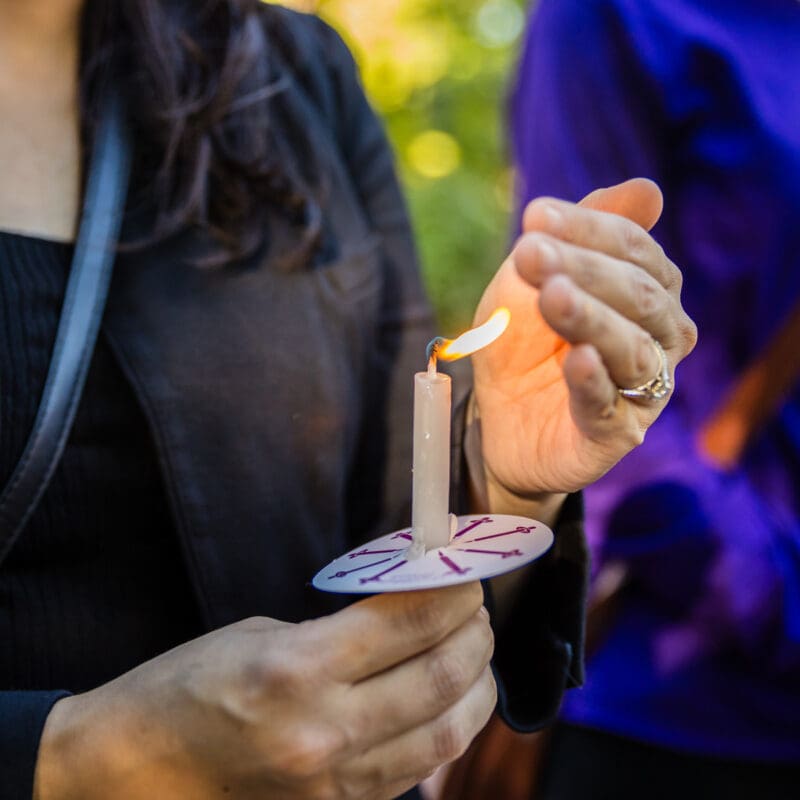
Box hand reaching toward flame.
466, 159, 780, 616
471, 178, 697, 507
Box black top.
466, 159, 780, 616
0, 230, 203, 693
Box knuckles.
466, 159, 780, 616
431, 715, 471, 764
486, 669, 499, 710
514, 232, 559, 280
620, 219, 650, 265
267, 723, 346, 788
480, 613, 496, 659
403, 595, 453, 646
429, 666, 497, 766
344, 762, 392, 800
678, 313, 699, 356
623, 423, 647, 450
632, 273, 664, 321
633, 330, 658, 380
428, 651, 469, 707
521, 197, 559, 232
244, 653, 306, 698
610, 212, 664, 272
665, 258, 684, 292
401, 583, 482, 645
475, 668, 499, 731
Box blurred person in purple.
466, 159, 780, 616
0, 1, 701, 799
511, 0, 800, 796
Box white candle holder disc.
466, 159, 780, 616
312, 514, 553, 594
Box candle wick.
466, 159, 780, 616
425, 336, 445, 377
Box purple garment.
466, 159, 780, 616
512, 0, 800, 761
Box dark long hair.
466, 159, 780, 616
80, 0, 321, 266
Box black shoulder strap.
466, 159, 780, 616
0, 89, 132, 566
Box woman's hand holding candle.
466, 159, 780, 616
35, 584, 495, 800
471, 179, 697, 513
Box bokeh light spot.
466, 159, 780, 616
474, 0, 524, 48
407, 130, 462, 179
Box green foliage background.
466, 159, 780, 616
271, 0, 530, 333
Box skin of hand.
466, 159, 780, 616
34, 582, 495, 800
473, 178, 697, 501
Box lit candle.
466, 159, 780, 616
411, 355, 452, 553
411, 308, 511, 554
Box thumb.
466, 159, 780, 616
579, 177, 663, 231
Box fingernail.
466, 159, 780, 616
536, 238, 560, 272
561, 294, 577, 321
552, 275, 577, 319
543, 204, 564, 232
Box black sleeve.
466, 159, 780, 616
302, 14, 589, 730
0, 690, 70, 799
489, 493, 588, 731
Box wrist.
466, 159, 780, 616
34, 694, 83, 800
485, 471, 567, 528
33, 688, 131, 800
464, 392, 566, 526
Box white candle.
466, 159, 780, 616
411, 363, 452, 552
409, 309, 511, 555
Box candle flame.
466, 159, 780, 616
436, 307, 511, 362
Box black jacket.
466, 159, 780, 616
1, 10, 588, 798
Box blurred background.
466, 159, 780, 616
270, 0, 530, 333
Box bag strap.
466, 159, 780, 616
0, 89, 132, 566
698, 301, 800, 470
